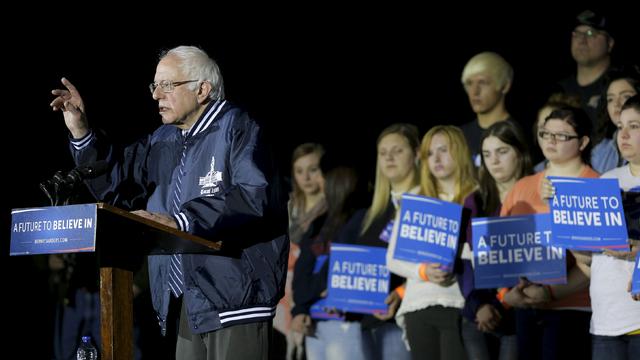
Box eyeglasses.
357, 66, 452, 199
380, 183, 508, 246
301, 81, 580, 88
572, 28, 600, 39
538, 130, 580, 142
149, 80, 198, 94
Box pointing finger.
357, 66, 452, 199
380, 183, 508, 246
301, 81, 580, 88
61, 77, 79, 97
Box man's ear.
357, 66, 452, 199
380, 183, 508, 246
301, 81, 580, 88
197, 81, 213, 103
500, 80, 512, 95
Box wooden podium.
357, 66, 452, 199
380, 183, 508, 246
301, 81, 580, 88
10, 203, 221, 360
96, 203, 221, 360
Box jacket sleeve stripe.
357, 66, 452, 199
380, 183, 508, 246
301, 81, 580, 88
219, 311, 275, 324
173, 212, 189, 232
70, 131, 94, 150
219, 306, 275, 317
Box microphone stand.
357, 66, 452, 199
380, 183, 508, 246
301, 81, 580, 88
40, 161, 107, 206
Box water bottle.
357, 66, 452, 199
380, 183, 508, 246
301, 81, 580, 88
76, 335, 98, 360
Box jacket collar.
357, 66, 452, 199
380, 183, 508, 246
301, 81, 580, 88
186, 99, 227, 139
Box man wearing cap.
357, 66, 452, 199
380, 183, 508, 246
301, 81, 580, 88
558, 9, 615, 129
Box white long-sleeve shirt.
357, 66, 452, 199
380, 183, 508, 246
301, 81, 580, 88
385, 192, 465, 321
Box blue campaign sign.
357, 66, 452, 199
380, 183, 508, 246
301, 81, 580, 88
549, 177, 629, 251
324, 244, 390, 315
393, 194, 462, 269
379, 219, 394, 243
10, 204, 98, 255
309, 298, 346, 321
472, 214, 566, 289
633, 253, 640, 296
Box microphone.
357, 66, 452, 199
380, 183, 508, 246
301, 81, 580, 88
66, 161, 109, 183
40, 161, 109, 205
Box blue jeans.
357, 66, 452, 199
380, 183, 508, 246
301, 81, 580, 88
592, 334, 640, 360
362, 322, 411, 360
461, 317, 517, 360
305, 320, 367, 360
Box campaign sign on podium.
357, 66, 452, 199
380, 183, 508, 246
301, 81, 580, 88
549, 177, 629, 251
9, 203, 221, 360
10, 204, 97, 255
472, 214, 566, 289
393, 194, 462, 269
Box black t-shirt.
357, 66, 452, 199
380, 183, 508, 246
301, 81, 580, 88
557, 72, 608, 131
460, 117, 516, 167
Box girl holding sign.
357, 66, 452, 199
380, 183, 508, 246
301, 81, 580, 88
387, 125, 476, 360
501, 106, 597, 360
335, 123, 420, 360
292, 166, 366, 360
460, 121, 532, 360
578, 94, 640, 358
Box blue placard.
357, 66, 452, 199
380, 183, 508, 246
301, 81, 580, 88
309, 298, 346, 320
472, 214, 566, 289
549, 177, 629, 251
379, 220, 394, 243
324, 244, 390, 314
393, 194, 462, 269
633, 253, 640, 296
10, 204, 98, 255
313, 254, 329, 274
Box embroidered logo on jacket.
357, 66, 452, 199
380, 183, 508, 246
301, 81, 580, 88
199, 156, 222, 195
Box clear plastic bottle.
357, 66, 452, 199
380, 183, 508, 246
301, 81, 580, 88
76, 335, 98, 360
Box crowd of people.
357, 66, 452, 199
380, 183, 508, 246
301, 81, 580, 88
278, 9, 639, 360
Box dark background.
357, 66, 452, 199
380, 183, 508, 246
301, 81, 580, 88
3, 7, 639, 356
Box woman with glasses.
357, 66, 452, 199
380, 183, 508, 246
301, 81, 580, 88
500, 106, 597, 360
532, 93, 581, 172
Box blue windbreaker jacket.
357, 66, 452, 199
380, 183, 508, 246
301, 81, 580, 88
69, 100, 288, 334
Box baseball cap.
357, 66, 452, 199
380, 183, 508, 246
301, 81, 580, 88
575, 10, 609, 34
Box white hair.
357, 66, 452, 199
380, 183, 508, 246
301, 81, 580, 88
161, 46, 225, 101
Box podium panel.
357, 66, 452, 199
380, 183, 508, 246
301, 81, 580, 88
10, 203, 221, 360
